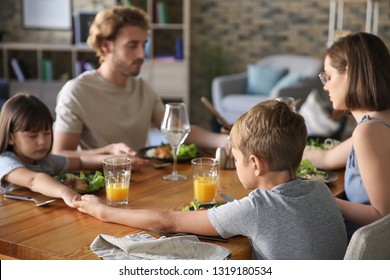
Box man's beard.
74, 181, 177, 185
112, 54, 143, 77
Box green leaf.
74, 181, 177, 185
88, 171, 105, 192
177, 144, 197, 158
54, 171, 105, 192
54, 172, 67, 180
79, 171, 86, 179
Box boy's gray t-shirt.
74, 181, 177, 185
0, 151, 69, 193
208, 179, 347, 260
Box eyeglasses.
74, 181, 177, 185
318, 72, 329, 85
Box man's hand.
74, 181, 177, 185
101, 143, 149, 170
130, 157, 149, 171
104, 143, 137, 156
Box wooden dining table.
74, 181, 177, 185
0, 161, 345, 260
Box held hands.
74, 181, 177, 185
61, 188, 81, 208
72, 194, 106, 220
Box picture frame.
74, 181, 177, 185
74, 10, 98, 45
22, 0, 72, 30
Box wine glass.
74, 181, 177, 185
160, 103, 191, 181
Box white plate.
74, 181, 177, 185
299, 170, 338, 184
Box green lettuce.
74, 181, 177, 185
177, 144, 197, 159
54, 171, 105, 192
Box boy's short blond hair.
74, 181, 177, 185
230, 99, 307, 172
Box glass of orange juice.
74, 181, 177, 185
191, 157, 219, 203
103, 157, 131, 206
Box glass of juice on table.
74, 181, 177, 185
103, 157, 131, 206
191, 157, 219, 203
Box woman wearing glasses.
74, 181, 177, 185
304, 32, 390, 239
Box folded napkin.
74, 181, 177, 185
91, 232, 232, 260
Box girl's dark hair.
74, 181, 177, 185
327, 32, 390, 111
0, 93, 53, 153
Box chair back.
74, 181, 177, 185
344, 214, 390, 259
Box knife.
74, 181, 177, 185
148, 228, 228, 242
220, 193, 235, 202
200, 97, 232, 131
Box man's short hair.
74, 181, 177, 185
87, 6, 150, 63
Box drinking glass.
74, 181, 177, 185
191, 157, 219, 203
160, 103, 191, 180
103, 157, 131, 206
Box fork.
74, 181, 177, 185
148, 228, 228, 242
4, 194, 56, 207
151, 161, 171, 169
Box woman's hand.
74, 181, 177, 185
220, 126, 232, 134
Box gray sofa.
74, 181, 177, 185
211, 54, 324, 124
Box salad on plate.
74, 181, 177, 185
140, 143, 199, 161
297, 159, 338, 184
54, 171, 105, 194
305, 138, 340, 151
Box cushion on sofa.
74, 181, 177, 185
246, 64, 288, 96
272, 73, 305, 91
